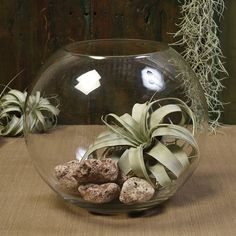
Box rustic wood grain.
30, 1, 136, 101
221, 0, 236, 124
0, 126, 236, 236
0, 0, 179, 90
0, 0, 234, 123
91, 0, 179, 41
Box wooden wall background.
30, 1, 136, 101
0, 0, 234, 123
221, 0, 236, 124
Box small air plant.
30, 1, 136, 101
0, 75, 59, 136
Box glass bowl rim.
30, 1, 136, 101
64, 38, 169, 58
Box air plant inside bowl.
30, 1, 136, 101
54, 97, 199, 205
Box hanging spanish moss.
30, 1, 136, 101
172, 0, 228, 133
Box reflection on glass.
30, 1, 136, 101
75, 69, 101, 95
75, 147, 87, 161
135, 55, 148, 59
89, 56, 105, 60
141, 67, 165, 91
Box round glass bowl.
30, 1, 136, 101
24, 39, 208, 214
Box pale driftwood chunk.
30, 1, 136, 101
73, 159, 118, 183
119, 177, 155, 205
78, 183, 120, 203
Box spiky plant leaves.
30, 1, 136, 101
83, 98, 198, 188
0, 89, 59, 136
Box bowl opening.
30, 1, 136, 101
64, 39, 169, 57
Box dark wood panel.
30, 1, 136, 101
0, 0, 180, 91
0, 0, 88, 90
91, 0, 179, 42
2, 0, 233, 124
221, 0, 236, 124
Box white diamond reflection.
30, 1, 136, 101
75, 69, 101, 95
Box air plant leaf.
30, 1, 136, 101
149, 104, 182, 129
148, 163, 172, 187
0, 88, 59, 137
131, 102, 151, 139
128, 145, 152, 184
83, 97, 199, 188
103, 113, 143, 143
147, 142, 184, 178
101, 116, 140, 146
85, 133, 135, 158
117, 149, 131, 175
0, 115, 22, 136
167, 144, 190, 169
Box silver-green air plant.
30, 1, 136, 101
0, 89, 59, 136
172, 0, 228, 133
83, 98, 199, 188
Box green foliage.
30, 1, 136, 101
83, 98, 199, 188
0, 89, 59, 136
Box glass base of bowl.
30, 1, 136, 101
53, 159, 198, 214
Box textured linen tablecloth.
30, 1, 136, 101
0, 126, 236, 236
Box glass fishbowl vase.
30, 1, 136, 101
24, 39, 208, 214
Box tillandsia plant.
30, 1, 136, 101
172, 0, 228, 133
83, 98, 199, 188
0, 88, 60, 136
